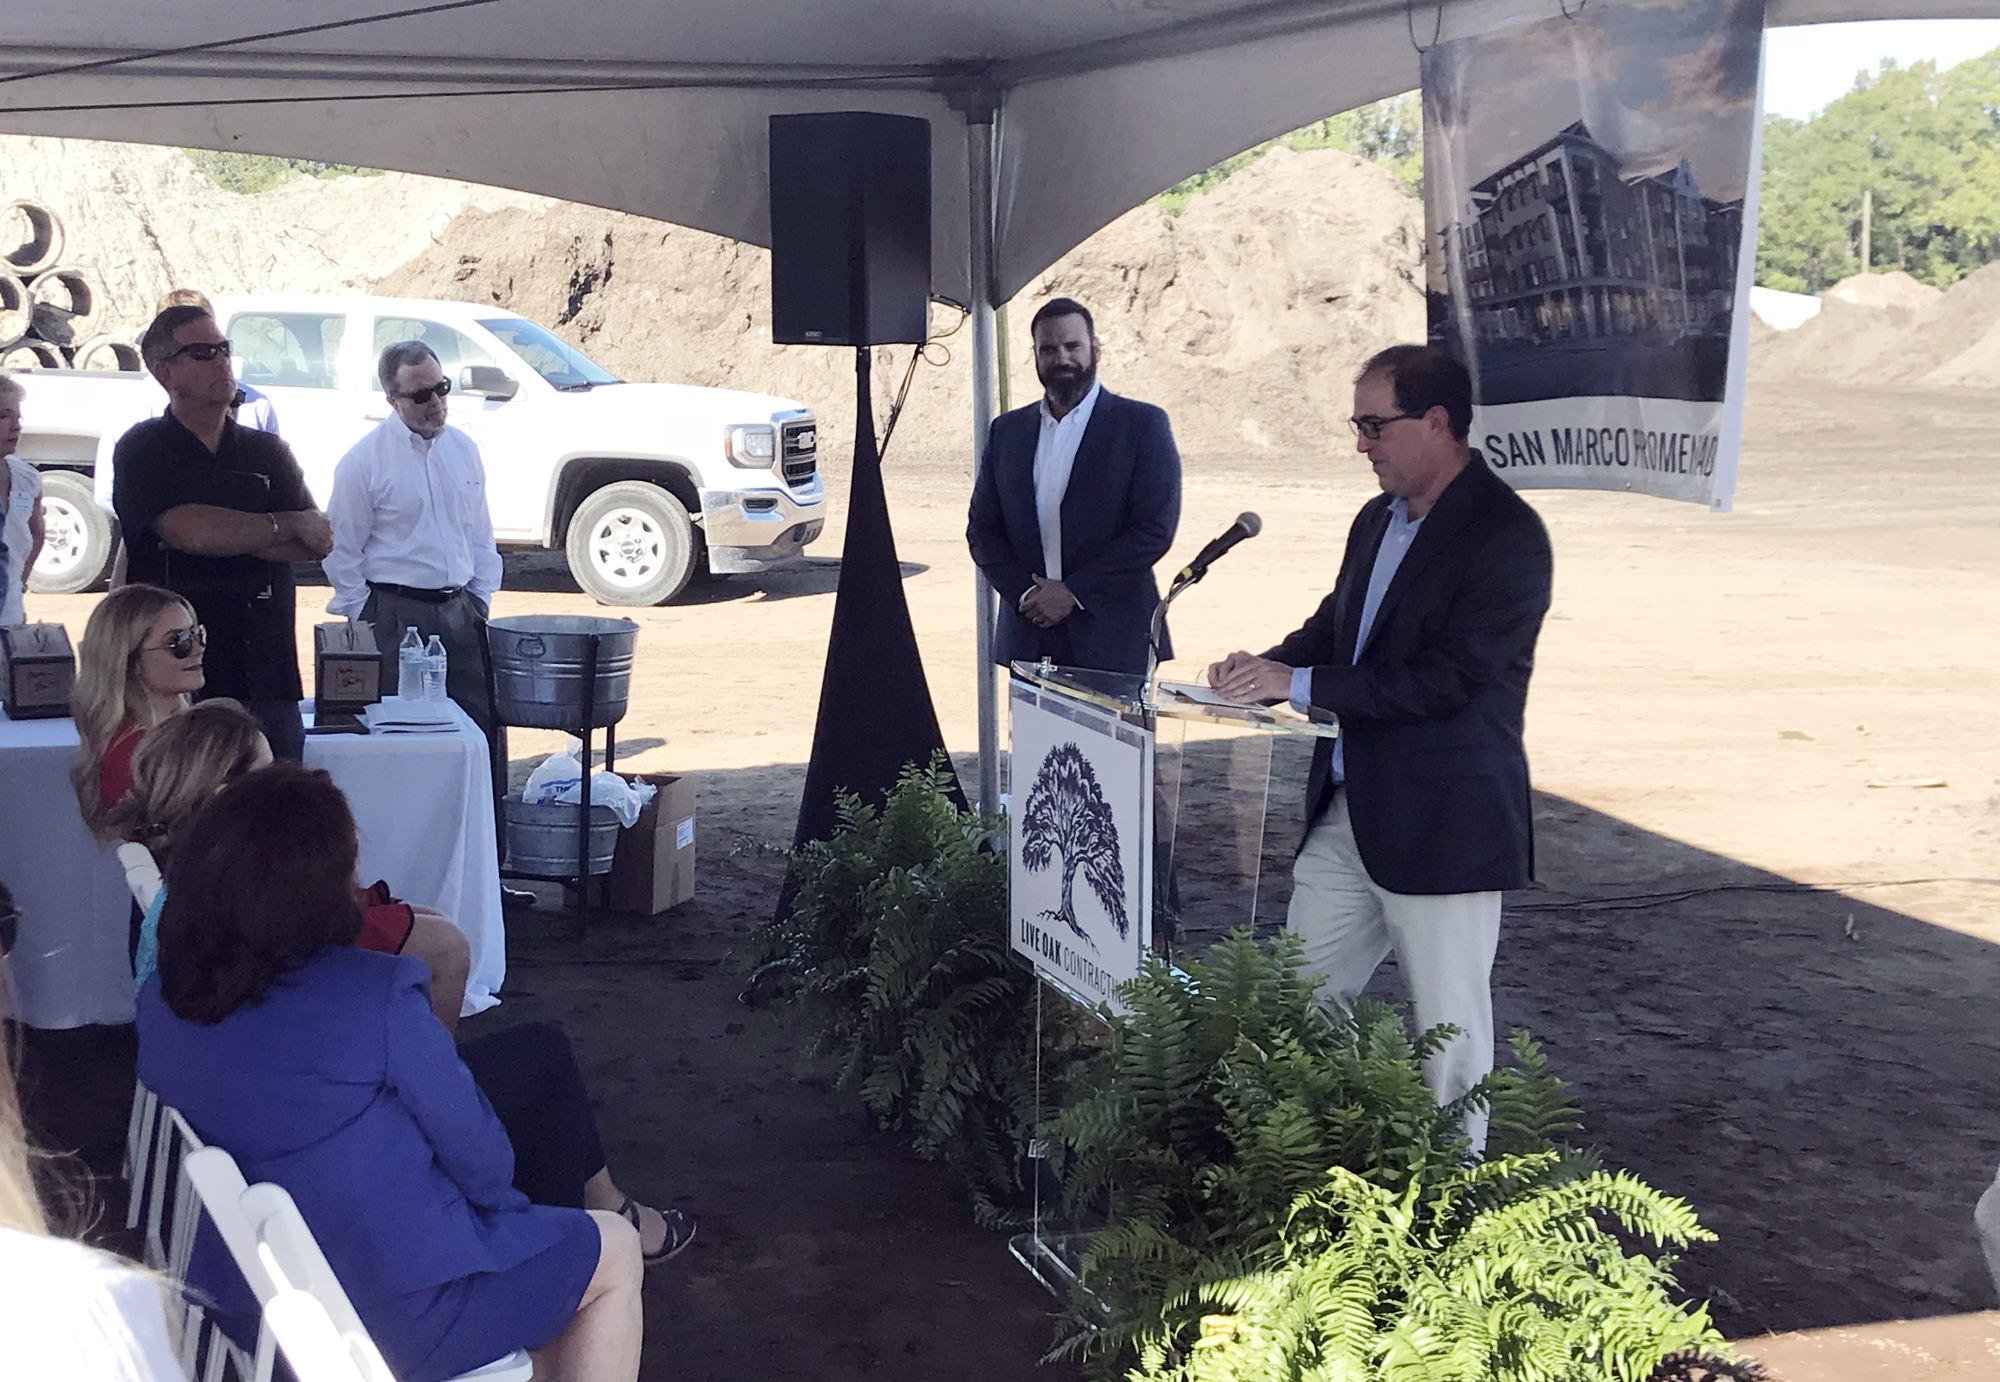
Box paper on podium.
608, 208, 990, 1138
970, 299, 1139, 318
1156, 680, 1261, 710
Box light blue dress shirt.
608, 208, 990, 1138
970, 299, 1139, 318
1288, 496, 1424, 782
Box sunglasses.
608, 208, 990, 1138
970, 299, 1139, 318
1346, 412, 1422, 441
168, 340, 232, 363
0, 898, 17, 958
145, 624, 208, 659
396, 379, 452, 404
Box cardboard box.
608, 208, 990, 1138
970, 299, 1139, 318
608, 773, 696, 915
1, 623, 76, 720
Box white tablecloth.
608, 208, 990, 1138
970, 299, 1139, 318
0, 702, 505, 1028
0, 713, 140, 1029
304, 700, 505, 1014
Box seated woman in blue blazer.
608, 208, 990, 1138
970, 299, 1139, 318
137, 764, 643, 1382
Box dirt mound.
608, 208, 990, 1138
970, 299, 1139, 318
0, 135, 549, 335
3, 134, 1426, 457
371, 144, 1427, 462
1751, 261, 2000, 389
1824, 270, 1940, 310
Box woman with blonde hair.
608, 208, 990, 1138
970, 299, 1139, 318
0, 881, 184, 1379
109, 698, 470, 1029
68, 582, 206, 833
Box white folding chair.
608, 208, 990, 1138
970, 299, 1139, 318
183, 1146, 533, 1382
116, 841, 164, 911
123, 1081, 205, 1274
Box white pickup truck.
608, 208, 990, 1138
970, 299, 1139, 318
14, 292, 825, 605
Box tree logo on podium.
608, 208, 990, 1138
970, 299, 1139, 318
1020, 742, 1128, 947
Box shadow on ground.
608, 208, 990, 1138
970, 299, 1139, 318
17, 742, 1998, 1378
1170, 733, 2000, 1338
289, 552, 926, 605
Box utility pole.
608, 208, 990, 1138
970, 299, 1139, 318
1860, 187, 1872, 274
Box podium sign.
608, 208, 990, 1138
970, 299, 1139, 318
1008, 678, 1151, 1011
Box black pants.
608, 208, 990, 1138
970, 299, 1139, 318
361, 586, 507, 860
458, 1021, 606, 1208
237, 698, 306, 761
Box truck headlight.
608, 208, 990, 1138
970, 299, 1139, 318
725, 424, 776, 467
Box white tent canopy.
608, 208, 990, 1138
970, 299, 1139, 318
0, 0, 1984, 304
4, 0, 1988, 809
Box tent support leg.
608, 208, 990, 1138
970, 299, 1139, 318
967, 106, 1001, 821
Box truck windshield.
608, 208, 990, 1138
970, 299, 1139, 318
478, 318, 622, 390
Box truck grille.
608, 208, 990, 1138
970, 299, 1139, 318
781, 419, 817, 485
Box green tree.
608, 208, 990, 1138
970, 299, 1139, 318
1756, 49, 2000, 291
182, 150, 383, 194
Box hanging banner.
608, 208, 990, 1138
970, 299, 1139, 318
1008, 678, 1151, 1013
1422, 0, 1766, 511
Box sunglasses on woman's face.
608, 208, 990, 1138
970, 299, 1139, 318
148, 625, 208, 660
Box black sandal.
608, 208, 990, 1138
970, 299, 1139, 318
617, 1194, 695, 1265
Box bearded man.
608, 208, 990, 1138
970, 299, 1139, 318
967, 297, 1181, 674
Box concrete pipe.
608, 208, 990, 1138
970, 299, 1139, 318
0, 341, 64, 370
73, 334, 144, 372
27, 266, 102, 347
0, 272, 31, 350
1, 201, 63, 277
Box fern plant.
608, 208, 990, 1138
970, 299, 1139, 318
1051, 928, 1714, 1380
749, 760, 1089, 1221
1128, 1155, 1723, 1382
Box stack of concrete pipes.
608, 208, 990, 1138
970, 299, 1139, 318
0, 199, 142, 373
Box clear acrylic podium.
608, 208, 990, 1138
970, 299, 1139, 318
1003, 660, 1339, 1295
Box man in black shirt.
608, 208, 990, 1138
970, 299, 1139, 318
112, 306, 332, 758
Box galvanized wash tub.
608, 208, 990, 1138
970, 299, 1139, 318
488, 615, 638, 729
503, 795, 619, 877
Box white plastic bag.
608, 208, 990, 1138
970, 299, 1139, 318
522, 739, 584, 804
525, 739, 658, 828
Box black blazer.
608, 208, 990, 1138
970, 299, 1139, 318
966, 389, 1181, 674
1269, 459, 1553, 895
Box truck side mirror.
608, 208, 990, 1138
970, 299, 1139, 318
459, 365, 519, 400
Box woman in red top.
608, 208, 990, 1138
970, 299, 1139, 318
68, 583, 208, 832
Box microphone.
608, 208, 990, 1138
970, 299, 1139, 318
1175, 512, 1262, 586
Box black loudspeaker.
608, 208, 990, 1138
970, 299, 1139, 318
769, 112, 931, 346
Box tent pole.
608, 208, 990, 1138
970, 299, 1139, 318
967, 104, 1002, 820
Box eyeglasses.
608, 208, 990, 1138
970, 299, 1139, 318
1347, 412, 1423, 441
0, 898, 18, 958
395, 379, 452, 404
167, 340, 232, 363
144, 625, 208, 659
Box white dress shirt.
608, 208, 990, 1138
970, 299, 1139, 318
1290, 496, 1424, 781
1031, 379, 1103, 585
323, 413, 502, 618
2, 455, 42, 626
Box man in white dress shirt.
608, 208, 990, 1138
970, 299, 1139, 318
966, 298, 1180, 673
326, 341, 509, 856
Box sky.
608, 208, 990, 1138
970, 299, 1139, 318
1763, 19, 2000, 120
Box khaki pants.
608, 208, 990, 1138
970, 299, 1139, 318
1286, 788, 1502, 1152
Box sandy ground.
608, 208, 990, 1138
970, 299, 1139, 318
20, 374, 2000, 1378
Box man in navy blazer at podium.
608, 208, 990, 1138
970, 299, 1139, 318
1207, 344, 1553, 1154
967, 298, 1181, 674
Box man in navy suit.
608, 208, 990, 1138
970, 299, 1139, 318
967, 298, 1181, 674
1207, 345, 1553, 1152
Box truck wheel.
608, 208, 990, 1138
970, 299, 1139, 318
29, 470, 117, 594
565, 480, 701, 606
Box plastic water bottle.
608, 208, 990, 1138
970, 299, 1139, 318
422, 635, 448, 702
398, 627, 425, 700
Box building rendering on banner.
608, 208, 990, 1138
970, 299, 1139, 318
1452, 122, 1742, 353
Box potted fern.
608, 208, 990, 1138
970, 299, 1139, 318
1051, 930, 1731, 1382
